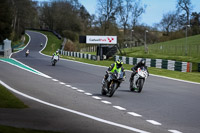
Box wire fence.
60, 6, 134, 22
140, 44, 200, 57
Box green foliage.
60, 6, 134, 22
0, 0, 13, 42
39, 31, 62, 55
62, 30, 78, 42
40, 1, 82, 38
0, 84, 27, 108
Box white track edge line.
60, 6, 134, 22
146, 120, 162, 125
113, 106, 126, 111
168, 130, 182, 133
127, 112, 142, 117
0, 80, 150, 133
101, 100, 112, 104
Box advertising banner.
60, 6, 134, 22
86, 35, 117, 44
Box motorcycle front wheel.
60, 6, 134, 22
137, 79, 144, 93
108, 82, 118, 97
52, 60, 56, 66
101, 85, 107, 95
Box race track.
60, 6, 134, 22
0, 31, 200, 133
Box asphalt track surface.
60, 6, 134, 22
0, 31, 200, 133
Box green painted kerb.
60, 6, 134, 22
0, 58, 40, 74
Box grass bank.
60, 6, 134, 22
39, 31, 62, 55
12, 34, 29, 52
0, 125, 62, 133
122, 34, 200, 71
39, 31, 200, 83
0, 84, 27, 108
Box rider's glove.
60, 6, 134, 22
123, 76, 126, 80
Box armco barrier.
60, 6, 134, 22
59, 51, 192, 72
60, 50, 96, 60
115, 55, 192, 72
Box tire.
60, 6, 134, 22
129, 80, 134, 91
101, 87, 107, 95
101, 83, 107, 95
52, 60, 56, 66
138, 79, 144, 93
108, 83, 117, 97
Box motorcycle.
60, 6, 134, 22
130, 67, 148, 93
51, 55, 59, 66
25, 50, 29, 57
102, 70, 125, 97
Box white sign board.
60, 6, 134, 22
86, 36, 117, 44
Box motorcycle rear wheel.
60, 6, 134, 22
129, 80, 134, 91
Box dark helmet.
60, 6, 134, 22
116, 59, 123, 69
141, 59, 145, 66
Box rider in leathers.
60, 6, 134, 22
130, 59, 149, 88
52, 51, 60, 60
102, 59, 126, 85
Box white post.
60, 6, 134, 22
4, 39, 12, 58
145, 30, 148, 53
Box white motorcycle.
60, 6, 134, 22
51, 55, 59, 66
130, 67, 148, 93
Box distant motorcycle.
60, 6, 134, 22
51, 55, 59, 66
130, 67, 148, 93
25, 50, 29, 57
102, 70, 125, 97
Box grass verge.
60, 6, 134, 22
122, 34, 200, 71
0, 125, 62, 133
39, 31, 62, 55
0, 84, 27, 108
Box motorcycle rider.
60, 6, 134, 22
130, 59, 149, 88
102, 59, 126, 85
52, 51, 60, 60
25, 49, 29, 57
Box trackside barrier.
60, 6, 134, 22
60, 50, 96, 60
115, 55, 192, 72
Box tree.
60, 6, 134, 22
97, 0, 119, 35
78, 5, 91, 33
177, 0, 192, 25
159, 11, 178, 36
190, 12, 200, 35
131, 0, 146, 27
118, 0, 133, 36
0, 0, 38, 41
40, 1, 82, 33
0, 0, 13, 42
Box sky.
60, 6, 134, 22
79, 0, 200, 26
